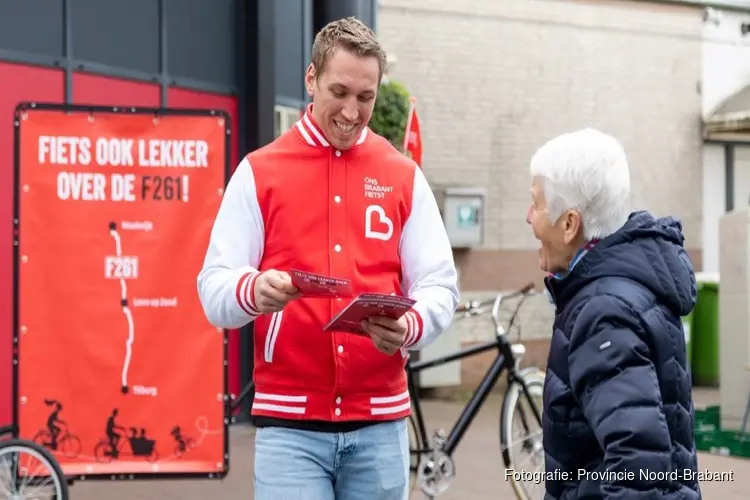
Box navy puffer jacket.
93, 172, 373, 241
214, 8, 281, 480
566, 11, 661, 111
542, 211, 701, 499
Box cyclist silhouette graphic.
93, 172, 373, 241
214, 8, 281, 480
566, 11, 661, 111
171, 425, 196, 456
171, 426, 187, 452
94, 417, 159, 463
106, 409, 126, 458
33, 398, 82, 458
44, 399, 65, 450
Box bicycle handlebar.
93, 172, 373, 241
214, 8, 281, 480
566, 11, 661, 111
454, 281, 538, 335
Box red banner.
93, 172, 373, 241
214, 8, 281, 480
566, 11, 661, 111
403, 97, 423, 168
13, 104, 229, 479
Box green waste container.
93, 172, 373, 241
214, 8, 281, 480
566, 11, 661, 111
691, 272, 720, 387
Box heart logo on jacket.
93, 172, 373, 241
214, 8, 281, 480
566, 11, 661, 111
365, 205, 394, 241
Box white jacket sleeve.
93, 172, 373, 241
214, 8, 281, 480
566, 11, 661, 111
197, 158, 265, 329
399, 167, 460, 350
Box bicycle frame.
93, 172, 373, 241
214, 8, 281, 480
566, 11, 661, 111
406, 283, 543, 457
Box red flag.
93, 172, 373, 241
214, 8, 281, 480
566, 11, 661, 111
403, 97, 423, 168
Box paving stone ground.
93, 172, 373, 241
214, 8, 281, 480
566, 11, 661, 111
69, 388, 748, 500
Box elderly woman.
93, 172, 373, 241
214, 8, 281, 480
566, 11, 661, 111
527, 128, 701, 499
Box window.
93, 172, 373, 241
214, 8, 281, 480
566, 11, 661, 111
274, 104, 302, 138
0, 0, 63, 58
165, 0, 236, 86
72, 0, 159, 74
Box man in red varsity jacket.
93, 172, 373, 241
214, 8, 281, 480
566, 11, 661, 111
197, 17, 458, 500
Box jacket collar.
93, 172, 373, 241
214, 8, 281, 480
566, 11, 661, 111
294, 103, 369, 149
549, 239, 599, 281
544, 239, 600, 307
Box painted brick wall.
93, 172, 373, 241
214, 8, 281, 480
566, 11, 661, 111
378, 0, 703, 251
378, 0, 704, 350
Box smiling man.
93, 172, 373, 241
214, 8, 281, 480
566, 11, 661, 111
197, 16, 458, 500
526, 128, 701, 499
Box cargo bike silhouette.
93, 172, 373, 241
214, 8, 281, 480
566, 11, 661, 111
94, 427, 159, 463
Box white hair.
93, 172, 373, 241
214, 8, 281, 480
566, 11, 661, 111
530, 128, 631, 240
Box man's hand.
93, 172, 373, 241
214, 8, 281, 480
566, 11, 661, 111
361, 316, 408, 355
253, 270, 301, 313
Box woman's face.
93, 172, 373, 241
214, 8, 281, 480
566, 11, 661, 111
526, 177, 582, 274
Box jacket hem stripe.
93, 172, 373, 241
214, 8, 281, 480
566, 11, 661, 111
255, 392, 307, 402
250, 386, 411, 420
252, 402, 306, 414
252, 392, 307, 415
370, 401, 411, 415
370, 389, 410, 415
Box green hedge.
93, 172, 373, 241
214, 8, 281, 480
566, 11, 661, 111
369, 79, 411, 151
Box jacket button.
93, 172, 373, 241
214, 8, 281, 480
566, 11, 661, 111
337, 345, 344, 354
334, 244, 341, 252
335, 408, 341, 416
336, 397, 342, 404
334, 195, 341, 203
335, 150, 342, 157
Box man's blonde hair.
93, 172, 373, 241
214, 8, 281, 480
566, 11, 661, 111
311, 17, 387, 81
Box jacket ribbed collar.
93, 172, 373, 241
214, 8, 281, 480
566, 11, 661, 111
294, 103, 369, 149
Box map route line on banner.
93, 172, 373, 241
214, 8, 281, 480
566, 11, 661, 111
108, 221, 135, 395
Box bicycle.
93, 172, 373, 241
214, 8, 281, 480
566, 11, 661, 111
0, 424, 69, 499
406, 282, 545, 499
32, 424, 82, 459
93, 431, 159, 463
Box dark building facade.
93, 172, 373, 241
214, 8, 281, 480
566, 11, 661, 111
0, 0, 376, 423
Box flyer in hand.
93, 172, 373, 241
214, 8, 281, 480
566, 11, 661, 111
290, 269, 353, 298
323, 293, 416, 334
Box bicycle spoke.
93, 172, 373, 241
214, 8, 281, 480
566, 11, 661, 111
501, 428, 543, 453
11, 451, 57, 499
510, 444, 544, 472
0, 452, 18, 498
20, 452, 57, 498
0, 443, 65, 500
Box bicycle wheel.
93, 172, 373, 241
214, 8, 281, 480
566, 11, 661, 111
32, 430, 52, 449
60, 434, 81, 459
94, 441, 113, 463
406, 414, 421, 497
500, 368, 545, 500
0, 438, 68, 499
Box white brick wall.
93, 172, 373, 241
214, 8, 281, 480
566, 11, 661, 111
377, 0, 705, 344
377, 0, 704, 251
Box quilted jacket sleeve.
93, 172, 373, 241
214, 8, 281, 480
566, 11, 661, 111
567, 295, 673, 498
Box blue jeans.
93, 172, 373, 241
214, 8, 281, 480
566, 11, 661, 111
253, 418, 410, 500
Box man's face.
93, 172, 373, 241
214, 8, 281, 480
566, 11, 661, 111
305, 47, 380, 150
526, 177, 581, 274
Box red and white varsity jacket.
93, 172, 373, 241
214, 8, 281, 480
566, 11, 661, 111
197, 106, 459, 423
